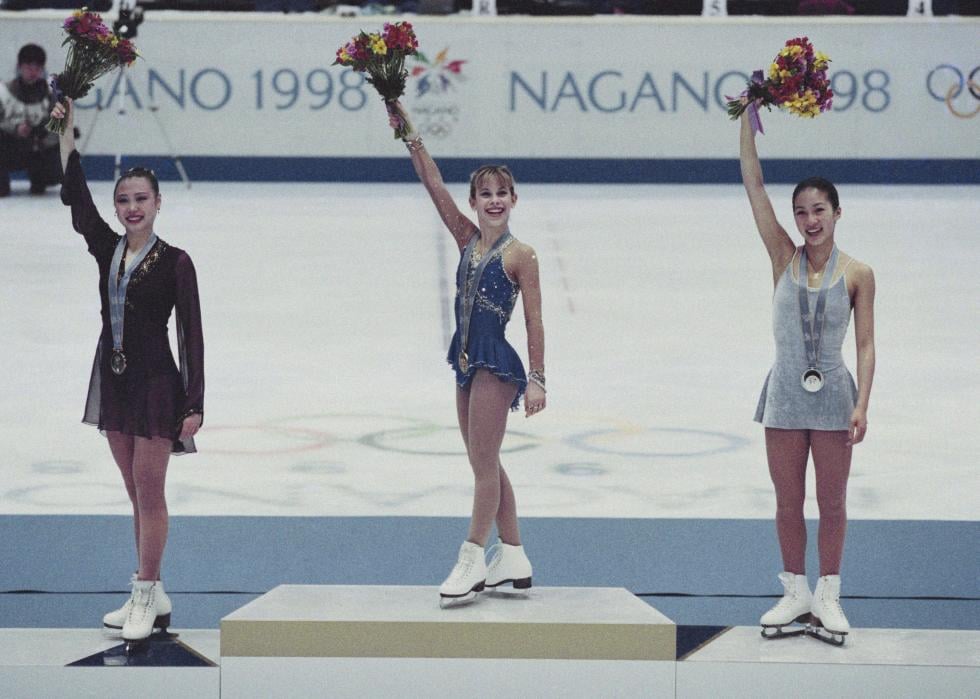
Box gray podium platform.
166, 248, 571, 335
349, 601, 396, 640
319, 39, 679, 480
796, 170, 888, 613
220, 585, 676, 697
0, 628, 220, 699
679, 625, 980, 698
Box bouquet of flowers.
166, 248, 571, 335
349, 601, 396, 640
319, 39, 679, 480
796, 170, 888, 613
334, 22, 419, 139
46, 8, 138, 135
727, 37, 833, 133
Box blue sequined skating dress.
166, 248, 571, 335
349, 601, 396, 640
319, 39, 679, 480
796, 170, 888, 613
448, 234, 527, 410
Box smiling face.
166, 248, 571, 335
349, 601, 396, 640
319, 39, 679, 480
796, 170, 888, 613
469, 169, 517, 230
114, 176, 161, 237
793, 187, 840, 247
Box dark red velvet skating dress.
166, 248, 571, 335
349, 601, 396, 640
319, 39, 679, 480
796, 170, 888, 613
61, 150, 204, 454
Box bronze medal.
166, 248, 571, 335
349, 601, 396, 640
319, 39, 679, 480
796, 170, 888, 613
110, 349, 127, 376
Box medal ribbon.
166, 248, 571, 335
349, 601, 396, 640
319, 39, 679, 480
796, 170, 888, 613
108, 234, 157, 353
456, 230, 512, 365
797, 246, 839, 371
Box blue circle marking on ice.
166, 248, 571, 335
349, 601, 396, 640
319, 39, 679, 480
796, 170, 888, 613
554, 462, 607, 476
32, 460, 85, 475
566, 427, 749, 458
290, 461, 346, 474
359, 425, 540, 456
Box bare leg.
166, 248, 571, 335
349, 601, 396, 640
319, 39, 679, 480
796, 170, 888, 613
106, 431, 139, 569
495, 462, 521, 546
810, 430, 852, 576
765, 428, 811, 574
455, 370, 518, 548
130, 436, 173, 581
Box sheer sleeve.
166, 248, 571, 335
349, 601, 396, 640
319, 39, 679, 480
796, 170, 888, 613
175, 251, 204, 422
59, 150, 119, 259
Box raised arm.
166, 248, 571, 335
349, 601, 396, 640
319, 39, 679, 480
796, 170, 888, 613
53, 99, 119, 258
388, 100, 477, 250
54, 99, 75, 174
847, 262, 875, 445
740, 110, 795, 281
511, 243, 546, 418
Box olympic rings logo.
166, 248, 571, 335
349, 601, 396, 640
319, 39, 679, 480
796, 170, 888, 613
927, 65, 980, 119
422, 120, 453, 139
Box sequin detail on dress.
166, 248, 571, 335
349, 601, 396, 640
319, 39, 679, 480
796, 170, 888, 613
449, 236, 527, 410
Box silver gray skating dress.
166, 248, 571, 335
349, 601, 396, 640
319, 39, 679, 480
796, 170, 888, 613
754, 253, 857, 430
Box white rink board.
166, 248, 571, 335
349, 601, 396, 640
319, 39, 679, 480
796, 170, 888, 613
0, 12, 976, 160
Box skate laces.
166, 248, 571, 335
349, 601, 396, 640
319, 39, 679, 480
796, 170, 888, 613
821, 586, 844, 617
449, 554, 475, 582
127, 583, 155, 622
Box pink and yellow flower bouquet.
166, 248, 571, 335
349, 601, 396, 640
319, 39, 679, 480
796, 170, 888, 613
727, 37, 833, 133
334, 22, 419, 139
46, 8, 138, 135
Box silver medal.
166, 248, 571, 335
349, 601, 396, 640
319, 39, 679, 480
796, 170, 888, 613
801, 368, 824, 393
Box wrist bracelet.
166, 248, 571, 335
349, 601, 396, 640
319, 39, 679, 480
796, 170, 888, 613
528, 369, 546, 392
404, 135, 424, 153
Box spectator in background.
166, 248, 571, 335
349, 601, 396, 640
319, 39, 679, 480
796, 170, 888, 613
0, 43, 62, 197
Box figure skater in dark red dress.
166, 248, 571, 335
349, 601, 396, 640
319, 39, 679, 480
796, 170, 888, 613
52, 99, 204, 645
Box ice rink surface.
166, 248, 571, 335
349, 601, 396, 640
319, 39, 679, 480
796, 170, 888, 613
2, 179, 978, 520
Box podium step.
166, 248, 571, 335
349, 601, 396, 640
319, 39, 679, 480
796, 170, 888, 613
678, 625, 980, 698
220, 585, 676, 697
0, 628, 219, 699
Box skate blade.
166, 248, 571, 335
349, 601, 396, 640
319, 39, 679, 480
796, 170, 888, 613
807, 616, 847, 646
760, 625, 807, 640
760, 612, 810, 640
122, 627, 179, 652
124, 638, 148, 654
439, 591, 479, 609
485, 578, 532, 600
805, 627, 847, 646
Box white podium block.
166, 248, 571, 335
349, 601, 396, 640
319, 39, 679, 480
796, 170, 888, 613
0, 628, 220, 699
221, 585, 675, 698
678, 626, 980, 698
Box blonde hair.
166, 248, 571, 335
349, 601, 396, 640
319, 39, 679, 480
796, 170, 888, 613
469, 165, 516, 201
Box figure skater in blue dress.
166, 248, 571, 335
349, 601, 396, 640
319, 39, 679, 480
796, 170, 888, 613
388, 100, 546, 607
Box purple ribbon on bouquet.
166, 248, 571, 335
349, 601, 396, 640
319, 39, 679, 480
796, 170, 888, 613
49, 74, 64, 103
727, 70, 766, 136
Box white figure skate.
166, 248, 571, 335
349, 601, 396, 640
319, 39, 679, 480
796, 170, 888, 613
760, 572, 811, 640
485, 541, 532, 596
439, 541, 486, 609
807, 574, 849, 646
103, 574, 172, 638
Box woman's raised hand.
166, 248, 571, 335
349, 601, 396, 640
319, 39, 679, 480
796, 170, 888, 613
51, 98, 72, 128
386, 100, 417, 141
